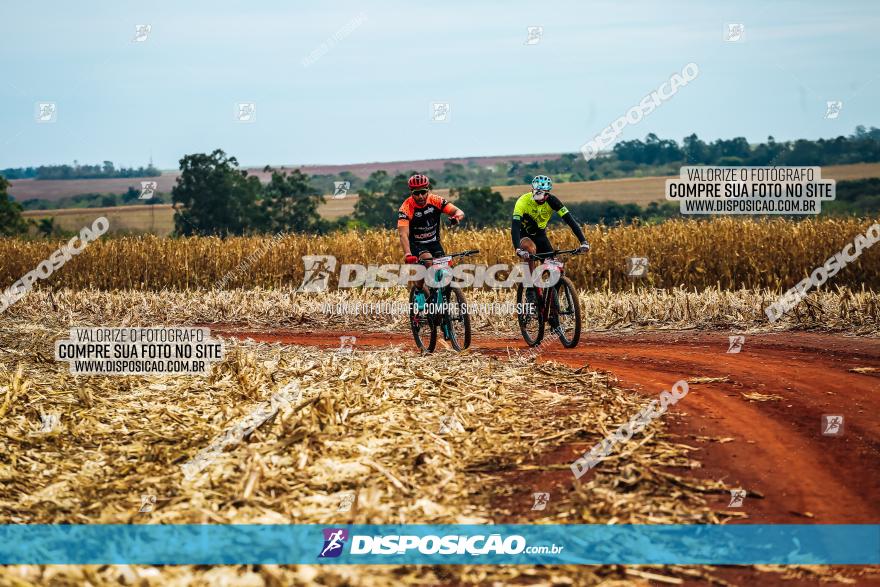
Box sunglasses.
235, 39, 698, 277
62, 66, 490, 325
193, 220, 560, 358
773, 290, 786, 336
411, 189, 428, 196
533, 189, 548, 198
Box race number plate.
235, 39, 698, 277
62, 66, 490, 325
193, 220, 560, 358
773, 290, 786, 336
543, 259, 564, 271
432, 256, 452, 267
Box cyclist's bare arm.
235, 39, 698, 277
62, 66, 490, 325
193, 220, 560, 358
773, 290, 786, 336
444, 202, 465, 222
397, 224, 412, 257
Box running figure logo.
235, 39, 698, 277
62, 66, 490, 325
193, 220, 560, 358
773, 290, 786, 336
627, 257, 648, 278
439, 414, 464, 434
36, 102, 57, 123
531, 492, 550, 511
38, 413, 60, 434
337, 336, 356, 354
824, 101, 843, 120
319, 528, 349, 558
337, 493, 355, 512
235, 102, 256, 123
333, 181, 350, 199
725, 23, 745, 42
297, 255, 337, 292
139, 181, 158, 199
133, 24, 152, 43
139, 494, 156, 513
431, 102, 450, 122
727, 335, 745, 353
822, 414, 844, 436
728, 488, 746, 507
524, 26, 543, 45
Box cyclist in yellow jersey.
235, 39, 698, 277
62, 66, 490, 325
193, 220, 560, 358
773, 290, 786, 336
512, 175, 590, 269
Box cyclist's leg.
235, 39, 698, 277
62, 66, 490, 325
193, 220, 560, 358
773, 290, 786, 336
527, 231, 554, 308
412, 243, 445, 310
424, 245, 453, 338
532, 231, 554, 256
416, 247, 438, 292
531, 231, 560, 330
409, 241, 429, 290
419, 245, 448, 300
522, 231, 553, 270
519, 237, 538, 272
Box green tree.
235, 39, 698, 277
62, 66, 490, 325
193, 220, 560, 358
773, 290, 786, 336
33, 217, 61, 237
171, 149, 263, 236
0, 176, 28, 236
261, 166, 326, 233
122, 186, 140, 204
353, 170, 405, 228
450, 186, 506, 227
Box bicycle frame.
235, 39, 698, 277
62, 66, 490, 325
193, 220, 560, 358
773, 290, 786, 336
414, 249, 479, 326
529, 249, 579, 330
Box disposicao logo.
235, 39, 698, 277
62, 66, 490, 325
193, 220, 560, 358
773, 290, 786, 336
318, 528, 349, 558
316, 528, 563, 559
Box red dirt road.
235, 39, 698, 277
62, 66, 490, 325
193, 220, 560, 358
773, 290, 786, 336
218, 328, 880, 526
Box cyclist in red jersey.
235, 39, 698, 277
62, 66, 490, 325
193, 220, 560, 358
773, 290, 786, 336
397, 173, 464, 309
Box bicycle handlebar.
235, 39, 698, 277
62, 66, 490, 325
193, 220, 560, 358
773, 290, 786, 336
417, 249, 480, 266
529, 248, 582, 260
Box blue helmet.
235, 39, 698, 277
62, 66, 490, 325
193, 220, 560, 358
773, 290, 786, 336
531, 175, 552, 193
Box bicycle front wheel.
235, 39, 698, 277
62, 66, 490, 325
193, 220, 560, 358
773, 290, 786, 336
409, 287, 437, 352
516, 283, 544, 347
444, 287, 471, 351
550, 276, 581, 348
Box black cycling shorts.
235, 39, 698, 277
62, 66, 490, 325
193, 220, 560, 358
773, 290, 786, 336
411, 242, 445, 258
519, 230, 554, 255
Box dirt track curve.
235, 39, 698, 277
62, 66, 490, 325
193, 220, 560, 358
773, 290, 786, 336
216, 328, 880, 527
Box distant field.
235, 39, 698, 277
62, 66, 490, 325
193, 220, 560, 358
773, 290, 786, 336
323, 162, 880, 219
22, 204, 176, 235
7, 153, 561, 203
21, 163, 880, 234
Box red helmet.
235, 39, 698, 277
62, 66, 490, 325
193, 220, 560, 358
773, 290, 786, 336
408, 174, 430, 190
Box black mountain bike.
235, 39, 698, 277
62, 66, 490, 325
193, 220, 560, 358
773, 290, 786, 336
409, 249, 480, 352
515, 248, 583, 348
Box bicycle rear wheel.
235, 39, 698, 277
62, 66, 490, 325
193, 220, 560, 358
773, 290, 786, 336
444, 287, 471, 351
409, 287, 436, 352
516, 283, 544, 347
550, 276, 581, 348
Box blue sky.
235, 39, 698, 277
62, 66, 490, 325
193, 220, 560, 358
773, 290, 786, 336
1, 0, 878, 170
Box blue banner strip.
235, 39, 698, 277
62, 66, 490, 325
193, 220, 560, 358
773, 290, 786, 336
0, 524, 877, 565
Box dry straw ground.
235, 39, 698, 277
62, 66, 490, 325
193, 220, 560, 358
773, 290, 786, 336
2, 218, 879, 292
2, 215, 878, 586
3, 287, 879, 335
1, 315, 737, 585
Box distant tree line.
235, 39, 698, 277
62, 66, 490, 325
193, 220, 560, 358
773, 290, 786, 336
6, 126, 880, 188
1, 161, 160, 180
425, 126, 880, 187
823, 178, 880, 215
19, 187, 167, 211
177, 126, 880, 196
4, 126, 880, 237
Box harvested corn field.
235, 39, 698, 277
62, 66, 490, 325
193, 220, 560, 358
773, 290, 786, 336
3, 287, 880, 335
8, 0, 880, 582
2, 217, 879, 291
1, 318, 734, 585
2, 288, 880, 584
